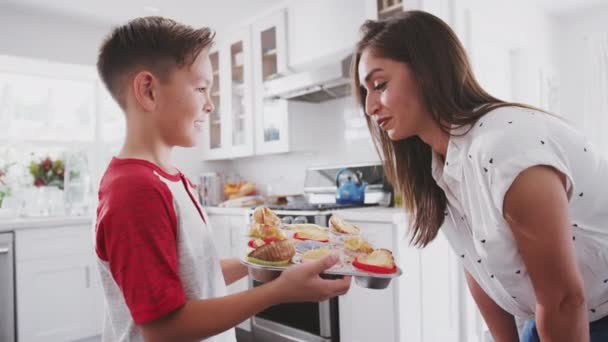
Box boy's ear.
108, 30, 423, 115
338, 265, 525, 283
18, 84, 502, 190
132, 71, 157, 112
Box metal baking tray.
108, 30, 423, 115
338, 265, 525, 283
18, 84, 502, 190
240, 257, 402, 290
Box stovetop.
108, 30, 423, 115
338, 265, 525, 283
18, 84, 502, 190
265, 202, 379, 211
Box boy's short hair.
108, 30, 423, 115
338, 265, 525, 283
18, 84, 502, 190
97, 16, 215, 108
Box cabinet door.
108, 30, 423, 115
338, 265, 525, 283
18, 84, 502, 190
17, 256, 92, 342
287, 0, 366, 69
252, 9, 290, 155
337, 220, 397, 341
254, 98, 290, 154
202, 47, 230, 160
339, 282, 397, 342
225, 29, 255, 158
252, 9, 288, 83
419, 233, 462, 342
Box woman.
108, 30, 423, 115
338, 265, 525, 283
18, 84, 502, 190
352, 10, 608, 342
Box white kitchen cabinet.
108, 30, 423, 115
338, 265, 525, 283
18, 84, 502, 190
337, 219, 399, 342
252, 9, 289, 83
335, 209, 464, 342
287, 0, 366, 70
15, 224, 102, 342
365, 0, 453, 25
207, 210, 251, 331
365, 0, 405, 20
201, 47, 227, 160
202, 28, 255, 160
255, 98, 328, 155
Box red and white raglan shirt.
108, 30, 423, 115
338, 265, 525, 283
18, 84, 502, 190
95, 157, 236, 342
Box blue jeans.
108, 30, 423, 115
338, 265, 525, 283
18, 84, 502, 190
521, 315, 608, 341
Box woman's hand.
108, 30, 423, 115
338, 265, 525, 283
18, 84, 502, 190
504, 165, 589, 342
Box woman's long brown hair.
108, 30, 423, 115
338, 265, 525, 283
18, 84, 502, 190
352, 11, 537, 247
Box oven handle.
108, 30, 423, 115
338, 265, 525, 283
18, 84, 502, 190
319, 299, 332, 337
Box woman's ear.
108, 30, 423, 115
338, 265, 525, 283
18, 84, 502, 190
132, 71, 157, 112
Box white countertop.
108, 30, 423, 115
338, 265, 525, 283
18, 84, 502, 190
333, 206, 409, 224
204, 206, 251, 216
204, 205, 410, 224
0, 215, 93, 232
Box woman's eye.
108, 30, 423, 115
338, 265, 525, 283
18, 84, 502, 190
373, 82, 387, 91
196, 87, 207, 93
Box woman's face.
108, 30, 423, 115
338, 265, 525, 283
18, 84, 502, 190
358, 48, 430, 141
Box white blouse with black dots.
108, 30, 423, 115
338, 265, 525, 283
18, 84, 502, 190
432, 106, 608, 321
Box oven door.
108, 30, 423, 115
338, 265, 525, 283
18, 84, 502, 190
251, 280, 339, 342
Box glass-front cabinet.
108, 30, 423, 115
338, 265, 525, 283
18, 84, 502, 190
252, 9, 289, 155
202, 30, 254, 160
201, 48, 227, 159
202, 8, 289, 159
365, 0, 405, 20
228, 30, 254, 158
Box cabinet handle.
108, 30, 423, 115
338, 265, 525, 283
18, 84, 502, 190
0, 246, 9, 254
85, 266, 90, 288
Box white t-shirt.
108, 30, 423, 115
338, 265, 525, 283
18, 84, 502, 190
95, 158, 236, 342
432, 106, 608, 321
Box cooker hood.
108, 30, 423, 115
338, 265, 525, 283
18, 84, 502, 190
263, 52, 353, 103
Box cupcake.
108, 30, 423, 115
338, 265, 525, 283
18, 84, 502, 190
247, 239, 295, 266
343, 235, 374, 258
352, 248, 397, 274
252, 207, 281, 227
329, 215, 361, 235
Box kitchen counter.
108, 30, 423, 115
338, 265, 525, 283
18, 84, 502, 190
0, 215, 93, 232
333, 206, 410, 224
204, 206, 251, 216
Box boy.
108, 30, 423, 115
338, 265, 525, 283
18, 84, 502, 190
95, 17, 351, 342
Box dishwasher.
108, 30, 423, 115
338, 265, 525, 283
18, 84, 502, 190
0, 232, 15, 342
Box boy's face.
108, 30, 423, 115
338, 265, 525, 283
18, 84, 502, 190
155, 48, 214, 147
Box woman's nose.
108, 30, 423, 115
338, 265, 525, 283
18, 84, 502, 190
365, 94, 380, 116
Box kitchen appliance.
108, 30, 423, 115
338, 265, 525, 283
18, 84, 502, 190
0, 232, 15, 342
198, 172, 224, 206
249, 163, 391, 342
263, 50, 353, 103
335, 168, 366, 205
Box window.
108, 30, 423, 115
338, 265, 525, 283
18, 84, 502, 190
0, 55, 126, 211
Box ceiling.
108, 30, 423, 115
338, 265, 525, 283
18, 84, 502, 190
0, 0, 605, 31
0, 0, 284, 32
531, 0, 606, 14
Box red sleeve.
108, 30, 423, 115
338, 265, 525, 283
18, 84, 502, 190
96, 176, 185, 324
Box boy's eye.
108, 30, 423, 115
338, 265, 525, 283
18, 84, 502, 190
373, 81, 387, 91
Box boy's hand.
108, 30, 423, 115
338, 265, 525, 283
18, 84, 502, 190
271, 254, 352, 303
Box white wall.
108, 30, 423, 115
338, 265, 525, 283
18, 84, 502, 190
0, 5, 109, 66
555, 4, 608, 127
200, 97, 379, 195
459, 0, 558, 108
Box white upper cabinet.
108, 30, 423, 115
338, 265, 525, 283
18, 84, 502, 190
252, 9, 290, 155
202, 29, 255, 160
226, 29, 255, 158
365, 0, 453, 24
201, 47, 227, 159
287, 0, 366, 70
366, 0, 405, 20
253, 9, 289, 83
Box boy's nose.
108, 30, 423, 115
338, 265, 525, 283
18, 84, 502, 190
203, 101, 214, 114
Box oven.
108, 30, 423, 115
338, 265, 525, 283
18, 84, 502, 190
248, 163, 391, 342
250, 211, 340, 342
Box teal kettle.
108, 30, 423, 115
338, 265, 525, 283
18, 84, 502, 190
335, 168, 366, 205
